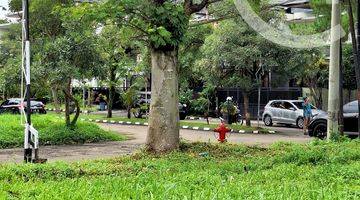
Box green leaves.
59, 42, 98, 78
104, 0, 189, 50
146, 2, 189, 50
198, 16, 299, 91
148, 26, 173, 48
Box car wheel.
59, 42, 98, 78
313, 122, 327, 139
263, 115, 273, 126
296, 117, 304, 129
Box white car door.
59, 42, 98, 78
282, 101, 297, 124
269, 101, 282, 122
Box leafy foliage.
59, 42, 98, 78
105, 0, 190, 50
200, 19, 295, 91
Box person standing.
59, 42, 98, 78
303, 97, 312, 135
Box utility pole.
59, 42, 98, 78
327, 0, 341, 138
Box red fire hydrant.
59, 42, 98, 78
214, 122, 231, 143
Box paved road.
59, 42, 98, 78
181, 118, 304, 136
91, 108, 304, 133
100, 124, 311, 146
0, 124, 311, 164
91, 110, 304, 135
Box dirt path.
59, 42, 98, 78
0, 124, 311, 164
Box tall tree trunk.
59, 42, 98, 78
107, 67, 116, 118
107, 85, 115, 118
243, 92, 251, 127
63, 79, 80, 128
127, 106, 131, 119
64, 79, 71, 126
327, 0, 341, 138
347, 0, 360, 136
71, 98, 80, 127
147, 48, 179, 152
51, 86, 60, 113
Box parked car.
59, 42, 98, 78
262, 100, 326, 129
308, 101, 359, 139
0, 98, 47, 114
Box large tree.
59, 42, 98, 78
103, 0, 223, 152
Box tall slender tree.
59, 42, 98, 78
327, 0, 342, 138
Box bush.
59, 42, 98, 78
0, 114, 125, 148
190, 97, 209, 115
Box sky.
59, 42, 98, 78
0, 0, 9, 20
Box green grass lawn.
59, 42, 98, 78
0, 114, 126, 149
46, 103, 98, 112
0, 140, 358, 199
80, 113, 263, 131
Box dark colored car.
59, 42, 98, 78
308, 101, 359, 139
0, 98, 47, 114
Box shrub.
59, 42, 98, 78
0, 114, 125, 148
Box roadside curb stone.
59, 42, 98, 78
80, 118, 276, 134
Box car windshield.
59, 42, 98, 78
292, 102, 316, 109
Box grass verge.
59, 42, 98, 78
80, 113, 264, 132
0, 140, 359, 199
0, 114, 126, 149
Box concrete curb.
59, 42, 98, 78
186, 116, 205, 120
81, 118, 276, 134
46, 108, 92, 114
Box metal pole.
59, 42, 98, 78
23, 0, 32, 162
327, 0, 341, 138
256, 63, 263, 128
